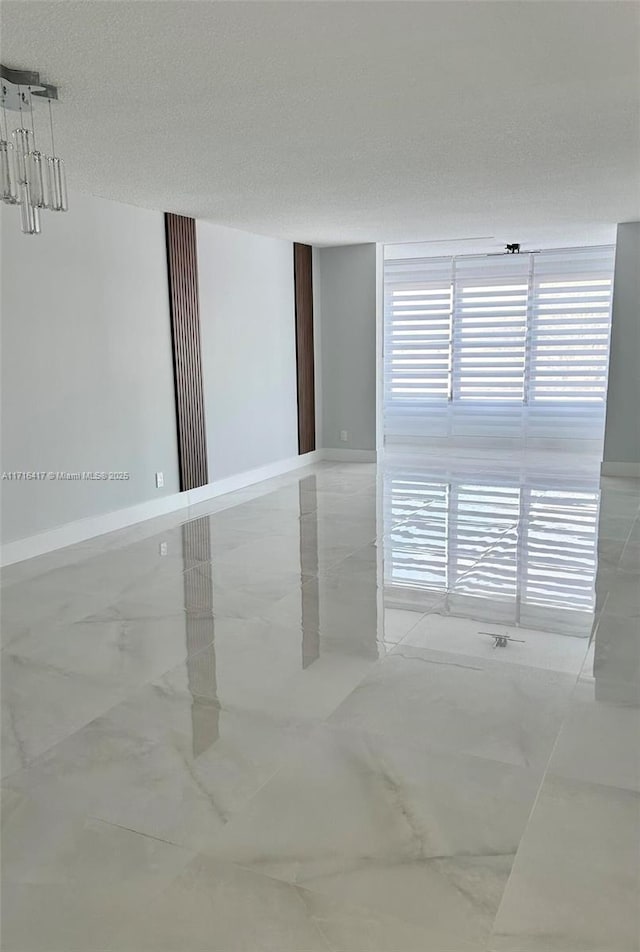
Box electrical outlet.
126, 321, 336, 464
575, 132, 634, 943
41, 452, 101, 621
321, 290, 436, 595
155, 471, 164, 489
159, 542, 168, 556
340, 430, 349, 442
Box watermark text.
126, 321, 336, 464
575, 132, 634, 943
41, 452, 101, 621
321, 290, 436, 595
2, 471, 130, 481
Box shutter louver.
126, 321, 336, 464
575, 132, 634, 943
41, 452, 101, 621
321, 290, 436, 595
527, 247, 615, 444
384, 257, 452, 439
384, 468, 599, 633
383, 245, 615, 451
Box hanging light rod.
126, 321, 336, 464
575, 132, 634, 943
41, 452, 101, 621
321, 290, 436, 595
1, 64, 58, 109
1, 63, 67, 235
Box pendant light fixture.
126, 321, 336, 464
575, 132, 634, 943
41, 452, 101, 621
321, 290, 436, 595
1, 64, 67, 234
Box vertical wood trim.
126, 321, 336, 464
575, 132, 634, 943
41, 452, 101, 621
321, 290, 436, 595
165, 213, 209, 491
294, 243, 316, 454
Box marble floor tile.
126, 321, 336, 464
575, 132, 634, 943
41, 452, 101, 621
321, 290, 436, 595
0, 543, 96, 589
1, 787, 194, 888
205, 501, 305, 541
264, 573, 381, 660
79, 570, 212, 623
580, 646, 640, 707
63, 533, 204, 580
147, 617, 379, 724
548, 677, 640, 792
489, 775, 640, 952
1, 793, 195, 952
1, 652, 125, 779
3, 544, 194, 611
517, 602, 595, 638
309, 466, 377, 495
598, 537, 626, 567
325, 541, 379, 584
307, 510, 378, 548
207, 560, 305, 619
208, 530, 343, 578
598, 514, 636, 542
401, 612, 590, 675
0, 580, 112, 650
600, 476, 640, 495
599, 492, 640, 520
380, 607, 426, 645
6, 612, 199, 691
209, 725, 538, 945
329, 645, 576, 771
98, 522, 232, 566
4, 615, 376, 853
589, 612, 640, 686
297, 889, 470, 952
442, 593, 527, 628
313, 492, 378, 523
108, 856, 334, 952
620, 540, 640, 572
1, 455, 638, 950
4, 697, 302, 853
0, 512, 201, 592
597, 570, 640, 617
232, 483, 319, 515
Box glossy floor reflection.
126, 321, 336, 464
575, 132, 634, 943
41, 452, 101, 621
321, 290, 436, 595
2, 454, 639, 951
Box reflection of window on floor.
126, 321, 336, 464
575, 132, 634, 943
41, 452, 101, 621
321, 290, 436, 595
385, 473, 599, 623
383, 245, 615, 451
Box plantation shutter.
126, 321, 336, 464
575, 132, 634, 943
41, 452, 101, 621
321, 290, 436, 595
527, 246, 615, 443
383, 256, 452, 439
450, 254, 530, 440
383, 245, 615, 450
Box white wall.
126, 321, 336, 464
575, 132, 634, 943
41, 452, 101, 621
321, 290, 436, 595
317, 244, 377, 451
603, 222, 640, 469
196, 221, 299, 481
0, 192, 180, 544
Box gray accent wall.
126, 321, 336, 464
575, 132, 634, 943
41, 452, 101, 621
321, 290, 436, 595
317, 244, 377, 451
603, 222, 640, 466
196, 221, 299, 482
0, 193, 180, 544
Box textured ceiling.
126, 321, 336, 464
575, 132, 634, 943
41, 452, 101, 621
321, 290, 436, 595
1, 1, 638, 245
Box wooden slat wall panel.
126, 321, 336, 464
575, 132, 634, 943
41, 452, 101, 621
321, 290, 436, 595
294, 243, 316, 455
165, 213, 209, 491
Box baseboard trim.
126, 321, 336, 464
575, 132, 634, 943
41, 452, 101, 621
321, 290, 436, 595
0, 450, 324, 566
0, 493, 192, 567
600, 461, 640, 478
186, 450, 323, 506
322, 449, 377, 462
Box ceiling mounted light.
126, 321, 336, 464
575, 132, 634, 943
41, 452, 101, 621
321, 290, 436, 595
1, 64, 67, 235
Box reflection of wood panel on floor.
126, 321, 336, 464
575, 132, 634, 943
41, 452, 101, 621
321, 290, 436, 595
181, 519, 218, 758
299, 477, 320, 669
